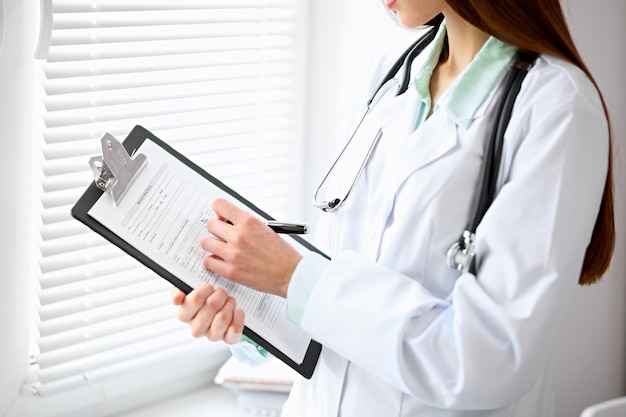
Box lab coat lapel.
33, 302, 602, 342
377, 88, 420, 147
378, 92, 458, 190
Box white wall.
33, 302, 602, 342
0, 0, 38, 415
556, 1, 626, 415
303, 1, 626, 417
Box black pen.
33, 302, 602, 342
265, 221, 308, 235
209, 219, 309, 235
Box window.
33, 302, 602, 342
21, 0, 304, 414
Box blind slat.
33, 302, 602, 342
41, 107, 291, 145
42, 129, 289, 165
51, 22, 292, 45
39, 218, 92, 239
39, 245, 126, 274
41, 116, 291, 151
38, 268, 154, 304
39, 256, 144, 289
42, 50, 292, 79
38, 304, 175, 353
53, 0, 292, 13
39, 232, 106, 257
37, 319, 183, 367
52, 10, 294, 30
37, 291, 169, 336
44, 72, 292, 103
46, 36, 293, 62
38, 279, 168, 321
37, 330, 192, 383
43, 92, 293, 128
31, 339, 227, 397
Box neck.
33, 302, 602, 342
426, 10, 491, 113
439, 9, 490, 74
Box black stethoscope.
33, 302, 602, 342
312, 21, 537, 274
312, 25, 439, 214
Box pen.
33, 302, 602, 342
203, 218, 308, 235
265, 221, 308, 235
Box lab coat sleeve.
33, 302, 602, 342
289, 61, 610, 409
286, 250, 330, 324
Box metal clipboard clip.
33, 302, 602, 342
88, 133, 147, 206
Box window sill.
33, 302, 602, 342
114, 385, 255, 417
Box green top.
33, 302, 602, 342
411, 20, 517, 129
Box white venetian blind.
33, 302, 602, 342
28, 0, 301, 397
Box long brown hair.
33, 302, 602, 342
444, 0, 615, 285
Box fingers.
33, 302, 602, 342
190, 289, 229, 338
210, 198, 267, 235
175, 284, 244, 344
200, 234, 226, 254
224, 308, 245, 344
177, 284, 216, 323
205, 296, 237, 342
211, 198, 245, 225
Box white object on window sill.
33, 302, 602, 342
214, 356, 297, 416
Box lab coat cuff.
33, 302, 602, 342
228, 335, 271, 367
286, 251, 330, 325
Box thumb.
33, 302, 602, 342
170, 287, 185, 305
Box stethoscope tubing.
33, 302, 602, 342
466, 52, 537, 234
451, 52, 537, 274
313, 25, 441, 212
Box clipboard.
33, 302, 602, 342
71, 125, 323, 379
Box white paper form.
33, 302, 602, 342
88, 139, 311, 363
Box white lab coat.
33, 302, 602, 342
280, 46, 609, 417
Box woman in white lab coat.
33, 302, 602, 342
172, 0, 615, 416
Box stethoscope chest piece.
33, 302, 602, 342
446, 230, 476, 274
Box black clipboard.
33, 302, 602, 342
71, 125, 323, 379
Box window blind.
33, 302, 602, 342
27, 0, 301, 397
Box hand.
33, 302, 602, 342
171, 285, 244, 344
200, 198, 303, 298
